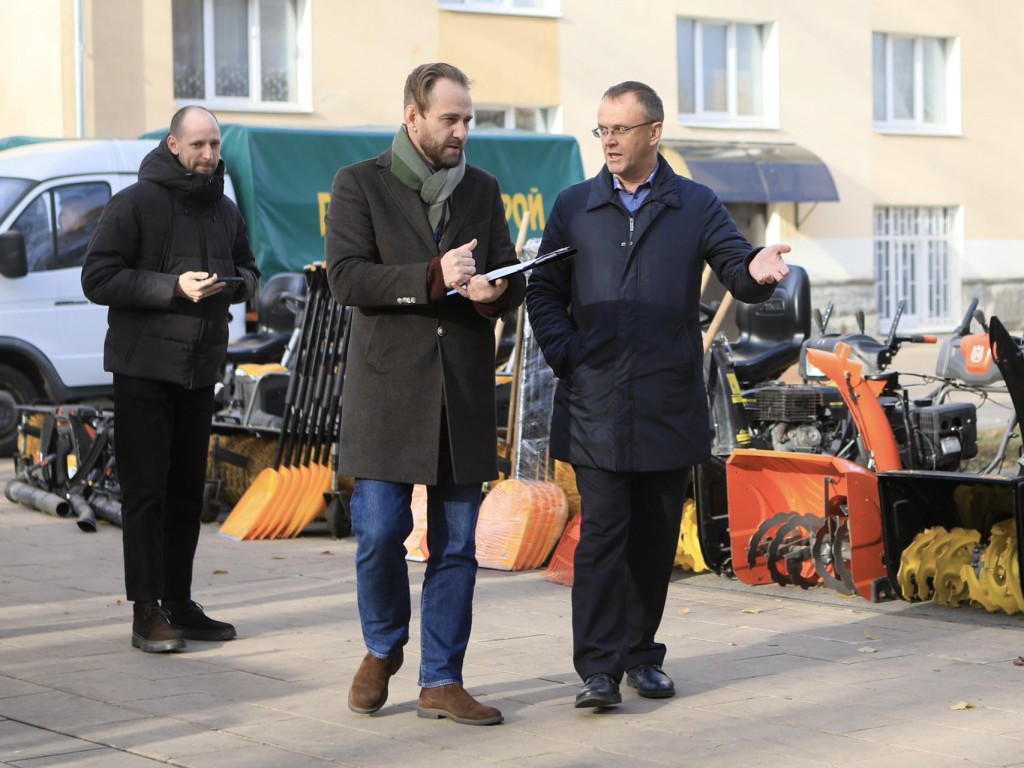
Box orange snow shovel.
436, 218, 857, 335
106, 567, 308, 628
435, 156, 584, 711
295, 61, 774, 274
245, 274, 333, 539
270, 300, 344, 538
219, 267, 326, 539
284, 305, 352, 537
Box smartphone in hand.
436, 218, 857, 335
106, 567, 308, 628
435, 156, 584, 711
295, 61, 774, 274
216, 276, 245, 285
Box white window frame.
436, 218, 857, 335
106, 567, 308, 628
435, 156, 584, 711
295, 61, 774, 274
173, 0, 312, 113
874, 205, 960, 330
472, 105, 554, 132
873, 32, 961, 136
438, 0, 560, 17
676, 17, 779, 130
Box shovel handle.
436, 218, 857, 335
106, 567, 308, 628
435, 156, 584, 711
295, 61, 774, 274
703, 292, 734, 354
700, 264, 713, 297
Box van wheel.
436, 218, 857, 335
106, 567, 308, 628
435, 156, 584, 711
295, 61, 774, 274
0, 365, 37, 457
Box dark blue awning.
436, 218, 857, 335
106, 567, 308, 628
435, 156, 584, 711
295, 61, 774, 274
661, 140, 839, 203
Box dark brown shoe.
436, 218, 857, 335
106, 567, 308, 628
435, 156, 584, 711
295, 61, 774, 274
417, 684, 503, 725
348, 649, 404, 714
132, 602, 185, 653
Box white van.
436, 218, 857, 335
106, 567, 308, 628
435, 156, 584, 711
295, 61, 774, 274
0, 139, 245, 454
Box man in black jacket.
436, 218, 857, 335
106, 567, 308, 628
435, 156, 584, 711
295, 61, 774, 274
82, 106, 259, 653
527, 81, 790, 709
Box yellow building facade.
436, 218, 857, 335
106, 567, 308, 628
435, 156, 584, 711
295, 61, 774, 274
1, 0, 1020, 330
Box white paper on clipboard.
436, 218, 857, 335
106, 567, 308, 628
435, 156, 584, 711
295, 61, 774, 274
447, 246, 577, 296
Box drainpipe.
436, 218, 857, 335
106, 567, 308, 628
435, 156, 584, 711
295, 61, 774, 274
73, 0, 85, 137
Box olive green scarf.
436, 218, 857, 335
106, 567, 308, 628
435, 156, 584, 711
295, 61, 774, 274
390, 124, 465, 236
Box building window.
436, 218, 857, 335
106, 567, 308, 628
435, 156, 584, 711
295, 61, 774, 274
474, 106, 550, 132
872, 32, 960, 134
676, 17, 778, 129
172, 0, 310, 111
438, 0, 560, 17
874, 206, 957, 329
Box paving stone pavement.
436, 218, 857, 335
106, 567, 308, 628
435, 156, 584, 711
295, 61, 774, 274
4, 451, 1024, 768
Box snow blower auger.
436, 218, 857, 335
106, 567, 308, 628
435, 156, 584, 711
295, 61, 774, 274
727, 450, 885, 599
726, 323, 924, 602
878, 315, 1024, 614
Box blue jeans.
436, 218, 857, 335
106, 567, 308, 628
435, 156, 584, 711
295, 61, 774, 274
351, 478, 482, 688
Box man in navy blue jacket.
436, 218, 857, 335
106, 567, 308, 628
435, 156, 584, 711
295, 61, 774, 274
527, 81, 790, 709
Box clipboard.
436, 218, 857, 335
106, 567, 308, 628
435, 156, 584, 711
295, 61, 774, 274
447, 245, 577, 296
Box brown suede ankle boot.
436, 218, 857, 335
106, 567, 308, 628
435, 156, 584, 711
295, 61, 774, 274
348, 648, 404, 714
132, 602, 185, 653
417, 684, 503, 725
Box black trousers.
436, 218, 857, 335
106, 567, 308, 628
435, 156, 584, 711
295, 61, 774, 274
113, 374, 214, 603
571, 465, 689, 682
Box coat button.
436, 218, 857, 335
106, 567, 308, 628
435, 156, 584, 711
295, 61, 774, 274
437, 326, 447, 337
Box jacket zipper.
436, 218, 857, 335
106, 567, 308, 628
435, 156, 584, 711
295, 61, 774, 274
626, 214, 637, 467
189, 214, 210, 390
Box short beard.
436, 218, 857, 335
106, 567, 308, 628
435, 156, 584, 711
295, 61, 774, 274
419, 135, 463, 170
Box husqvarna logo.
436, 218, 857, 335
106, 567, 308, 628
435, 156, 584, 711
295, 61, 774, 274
969, 344, 986, 364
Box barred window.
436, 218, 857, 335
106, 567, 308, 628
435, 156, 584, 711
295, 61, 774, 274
874, 206, 958, 329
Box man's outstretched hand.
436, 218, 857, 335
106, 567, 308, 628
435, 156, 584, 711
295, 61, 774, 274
749, 244, 791, 285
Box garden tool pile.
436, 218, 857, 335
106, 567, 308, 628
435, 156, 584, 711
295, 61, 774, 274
219, 266, 351, 540
5, 404, 121, 531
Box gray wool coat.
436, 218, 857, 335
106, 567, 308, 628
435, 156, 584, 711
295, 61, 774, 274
324, 148, 525, 485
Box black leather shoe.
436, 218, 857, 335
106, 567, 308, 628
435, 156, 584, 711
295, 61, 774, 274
626, 663, 675, 699
575, 673, 621, 709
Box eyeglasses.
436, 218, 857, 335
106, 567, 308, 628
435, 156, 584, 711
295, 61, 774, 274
591, 121, 658, 138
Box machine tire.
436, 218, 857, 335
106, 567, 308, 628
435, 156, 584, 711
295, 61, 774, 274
0, 364, 38, 457
326, 493, 352, 538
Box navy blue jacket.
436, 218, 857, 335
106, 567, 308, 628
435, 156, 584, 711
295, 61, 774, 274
526, 156, 773, 472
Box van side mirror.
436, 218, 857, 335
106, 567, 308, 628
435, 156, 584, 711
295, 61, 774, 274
0, 232, 28, 278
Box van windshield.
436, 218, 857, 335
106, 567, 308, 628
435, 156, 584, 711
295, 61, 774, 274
0, 178, 34, 222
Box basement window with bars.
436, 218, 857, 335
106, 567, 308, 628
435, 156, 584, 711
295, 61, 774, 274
874, 206, 958, 329
172, 0, 311, 112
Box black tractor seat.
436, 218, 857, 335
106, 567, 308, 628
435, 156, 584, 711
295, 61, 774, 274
226, 271, 307, 366
727, 264, 811, 386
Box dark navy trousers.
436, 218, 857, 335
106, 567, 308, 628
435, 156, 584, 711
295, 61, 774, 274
570, 465, 689, 681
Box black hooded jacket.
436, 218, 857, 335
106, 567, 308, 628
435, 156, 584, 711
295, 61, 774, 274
82, 139, 259, 389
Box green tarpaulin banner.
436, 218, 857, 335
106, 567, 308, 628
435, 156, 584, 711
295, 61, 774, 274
216, 124, 583, 278
0, 136, 63, 152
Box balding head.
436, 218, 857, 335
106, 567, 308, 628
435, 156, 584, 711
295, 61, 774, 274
166, 106, 222, 175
